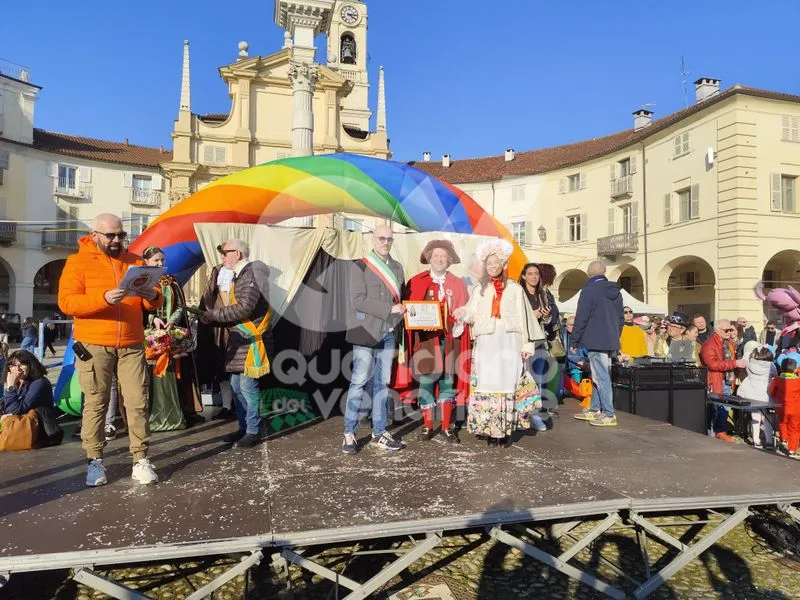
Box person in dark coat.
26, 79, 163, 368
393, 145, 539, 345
199, 239, 273, 449
341, 224, 406, 454
570, 261, 623, 427
198, 264, 235, 420
1, 350, 53, 416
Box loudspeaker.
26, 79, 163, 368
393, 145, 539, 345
613, 385, 634, 414
671, 388, 707, 434
633, 389, 670, 423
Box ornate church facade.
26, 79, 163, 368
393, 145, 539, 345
162, 0, 389, 207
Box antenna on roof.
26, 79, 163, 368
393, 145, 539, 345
680, 56, 690, 108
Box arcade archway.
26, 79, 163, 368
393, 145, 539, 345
661, 256, 716, 321
33, 259, 66, 319
615, 265, 645, 301
557, 269, 588, 303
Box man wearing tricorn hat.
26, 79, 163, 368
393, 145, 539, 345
404, 239, 471, 443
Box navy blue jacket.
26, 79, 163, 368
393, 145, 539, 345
571, 276, 624, 352
1, 377, 53, 415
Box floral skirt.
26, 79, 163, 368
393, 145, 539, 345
466, 391, 535, 438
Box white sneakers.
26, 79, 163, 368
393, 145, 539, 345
85, 457, 159, 486
86, 458, 108, 487
131, 458, 159, 485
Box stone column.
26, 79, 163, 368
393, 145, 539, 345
10, 282, 34, 317
288, 61, 319, 157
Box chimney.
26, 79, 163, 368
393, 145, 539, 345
422, 151, 431, 162
694, 77, 720, 103
159, 145, 164, 154
124, 138, 129, 146
633, 109, 654, 131
442, 154, 451, 168
505, 149, 515, 162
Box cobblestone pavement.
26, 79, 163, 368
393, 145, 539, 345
4, 512, 800, 599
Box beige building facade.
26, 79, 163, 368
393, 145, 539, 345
415, 80, 800, 329
0, 64, 168, 320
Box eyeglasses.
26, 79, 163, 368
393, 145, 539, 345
376, 236, 394, 244
623, 310, 633, 314
94, 231, 127, 240
219, 248, 239, 256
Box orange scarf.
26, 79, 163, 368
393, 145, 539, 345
491, 277, 504, 318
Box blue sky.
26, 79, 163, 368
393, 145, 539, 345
2, 0, 798, 162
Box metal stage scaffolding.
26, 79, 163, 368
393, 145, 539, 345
2, 402, 800, 599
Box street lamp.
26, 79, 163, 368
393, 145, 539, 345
537, 225, 547, 242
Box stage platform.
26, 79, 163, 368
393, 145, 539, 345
2, 402, 800, 599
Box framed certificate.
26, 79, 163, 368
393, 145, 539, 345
403, 301, 443, 330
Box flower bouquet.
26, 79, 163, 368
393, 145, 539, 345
145, 326, 195, 377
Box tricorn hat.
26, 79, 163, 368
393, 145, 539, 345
420, 239, 460, 265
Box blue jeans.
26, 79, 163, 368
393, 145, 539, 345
588, 351, 615, 417
344, 332, 396, 437
230, 373, 262, 435
21, 337, 36, 353
711, 382, 732, 434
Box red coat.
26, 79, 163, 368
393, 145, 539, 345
393, 271, 471, 406
699, 333, 737, 394
769, 376, 800, 416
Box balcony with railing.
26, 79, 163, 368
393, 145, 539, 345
597, 232, 639, 257
610, 175, 633, 198
0, 58, 30, 82
55, 177, 92, 200
0, 222, 17, 245
42, 228, 82, 249
130, 188, 162, 207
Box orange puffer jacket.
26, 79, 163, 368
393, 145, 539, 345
58, 235, 163, 348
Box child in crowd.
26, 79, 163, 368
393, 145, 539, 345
768, 358, 800, 458
736, 346, 776, 448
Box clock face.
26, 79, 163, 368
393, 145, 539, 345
340, 5, 359, 25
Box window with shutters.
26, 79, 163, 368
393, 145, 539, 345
673, 132, 690, 158
770, 173, 797, 213
511, 221, 526, 245
57, 165, 77, 192
782, 116, 800, 142
619, 158, 631, 177
621, 204, 632, 233
202, 145, 227, 165
677, 188, 691, 221
511, 185, 525, 202
127, 213, 151, 240
782, 175, 797, 213
568, 215, 582, 242
567, 173, 582, 192
343, 218, 362, 232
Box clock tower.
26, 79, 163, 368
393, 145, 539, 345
327, 0, 372, 132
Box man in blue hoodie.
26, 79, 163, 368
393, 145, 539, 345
570, 261, 624, 427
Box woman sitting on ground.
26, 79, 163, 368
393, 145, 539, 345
1, 350, 53, 417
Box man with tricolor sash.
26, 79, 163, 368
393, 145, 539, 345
199, 239, 273, 449
342, 224, 406, 453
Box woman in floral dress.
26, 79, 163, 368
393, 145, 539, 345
142, 247, 202, 430
453, 239, 545, 447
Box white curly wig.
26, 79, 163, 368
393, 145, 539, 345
475, 238, 514, 265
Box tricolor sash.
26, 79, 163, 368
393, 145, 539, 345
362, 250, 405, 363
231, 281, 272, 378
363, 250, 401, 303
